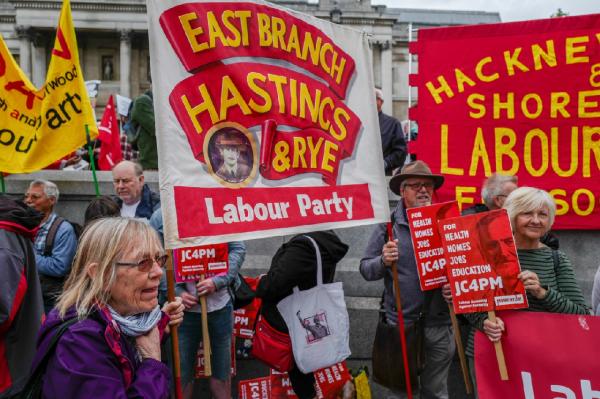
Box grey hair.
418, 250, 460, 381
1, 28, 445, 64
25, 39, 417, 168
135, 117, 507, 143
374, 88, 383, 100
113, 160, 144, 177
503, 186, 556, 229
29, 179, 59, 201
481, 174, 518, 209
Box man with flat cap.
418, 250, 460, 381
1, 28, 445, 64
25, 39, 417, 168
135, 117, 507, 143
214, 129, 251, 183
360, 160, 455, 398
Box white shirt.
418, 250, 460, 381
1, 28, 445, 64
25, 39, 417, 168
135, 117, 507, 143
185, 281, 230, 313
120, 200, 140, 218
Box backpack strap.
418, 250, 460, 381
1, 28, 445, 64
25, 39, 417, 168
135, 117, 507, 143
43, 217, 65, 257
19, 317, 80, 399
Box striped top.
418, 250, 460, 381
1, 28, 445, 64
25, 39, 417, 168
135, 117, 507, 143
465, 247, 589, 357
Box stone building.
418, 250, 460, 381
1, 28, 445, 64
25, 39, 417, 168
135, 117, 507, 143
0, 0, 499, 119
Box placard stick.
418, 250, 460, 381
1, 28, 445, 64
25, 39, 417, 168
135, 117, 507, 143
199, 273, 212, 376
165, 250, 183, 399
387, 223, 413, 399
487, 310, 508, 380
448, 305, 473, 394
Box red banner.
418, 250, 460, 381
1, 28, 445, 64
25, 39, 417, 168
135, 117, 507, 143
233, 276, 261, 339
410, 14, 600, 229
168, 61, 360, 185
475, 311, 600, 398
174, 184, 374, 238
97, 95, 123, 170
159, 2, 355, 99
239, 377, 271, 399
440, 210, 528, 313
173, 243, 228, 282
407, 201, 460, 290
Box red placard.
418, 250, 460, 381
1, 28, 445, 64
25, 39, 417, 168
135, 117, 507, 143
313, 362, 351, 399
475, 311, 600, 399
269, 370, 299, 399
233, 276, 262, 339
173, 243, 228, 282
239, 377, 271, 399
407, 201, 460, 290
195, 338, 236, 378
410, 14, 600, 229
440, 209, 528, 313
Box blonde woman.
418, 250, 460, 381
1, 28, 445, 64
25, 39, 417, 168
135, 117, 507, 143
29, 218, 184, 398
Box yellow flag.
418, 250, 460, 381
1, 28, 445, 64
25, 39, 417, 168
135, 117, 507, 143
0, 0, 97, 173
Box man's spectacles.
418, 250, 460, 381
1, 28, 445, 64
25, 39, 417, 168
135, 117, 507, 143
403, 182, 434, 191
116, 254, 168, 272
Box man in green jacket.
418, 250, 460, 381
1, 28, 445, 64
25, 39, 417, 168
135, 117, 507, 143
130, 89, 157, 169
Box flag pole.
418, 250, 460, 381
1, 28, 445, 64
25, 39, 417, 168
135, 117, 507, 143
85, 124, 100, 197
0, 173, 5, 193
387, 222, 414, 399
166, 250, 184, 399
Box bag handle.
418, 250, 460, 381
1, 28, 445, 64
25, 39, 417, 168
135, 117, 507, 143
292, 235, 323, 293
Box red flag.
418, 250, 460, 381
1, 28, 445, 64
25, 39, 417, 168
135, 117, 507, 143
98, 95, 122, 170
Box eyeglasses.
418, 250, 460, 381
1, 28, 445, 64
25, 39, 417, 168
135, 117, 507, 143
403, 182, 434, 191
116, 254, 168, 272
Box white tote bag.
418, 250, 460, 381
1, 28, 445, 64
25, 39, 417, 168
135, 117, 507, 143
277, 235, 351, 373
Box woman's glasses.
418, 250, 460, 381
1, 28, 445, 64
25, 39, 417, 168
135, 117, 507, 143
116, 254, 168, 272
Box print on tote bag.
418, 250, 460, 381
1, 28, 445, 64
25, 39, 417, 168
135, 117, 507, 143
297, 310, 331, 343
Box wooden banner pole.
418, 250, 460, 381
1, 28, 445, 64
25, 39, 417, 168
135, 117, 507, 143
487, 310, 508, 380
448, 305, 473, 394
199, 273, 212, 376
165, 250, 183, 399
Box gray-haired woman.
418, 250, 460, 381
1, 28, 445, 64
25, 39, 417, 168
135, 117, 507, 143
29, 217, 184, 398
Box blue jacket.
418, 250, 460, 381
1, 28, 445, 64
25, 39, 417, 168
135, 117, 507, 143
34, 214, 77, 278
360, 201, 450, 326
115, 184, 160, 220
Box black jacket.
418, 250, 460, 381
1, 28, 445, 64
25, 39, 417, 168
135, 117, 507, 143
378, 111, 407, 175
256, 231, 349, 333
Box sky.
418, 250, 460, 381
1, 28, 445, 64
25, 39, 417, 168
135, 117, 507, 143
375, 0, 598, 22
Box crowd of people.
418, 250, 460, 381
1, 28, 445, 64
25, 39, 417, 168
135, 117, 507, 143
0, 88, 597, 399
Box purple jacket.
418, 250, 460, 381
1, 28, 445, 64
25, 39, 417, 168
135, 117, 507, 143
31, 306, 170, 398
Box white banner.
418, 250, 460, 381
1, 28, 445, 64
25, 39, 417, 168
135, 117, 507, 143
147, 0, 389, 247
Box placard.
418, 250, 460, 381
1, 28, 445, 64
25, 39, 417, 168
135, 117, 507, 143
440, 209, 528, 313
173, 243, 228, 282
407, 201, 460, 290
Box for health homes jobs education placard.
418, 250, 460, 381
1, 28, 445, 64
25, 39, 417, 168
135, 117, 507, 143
147, 0, 389, 247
